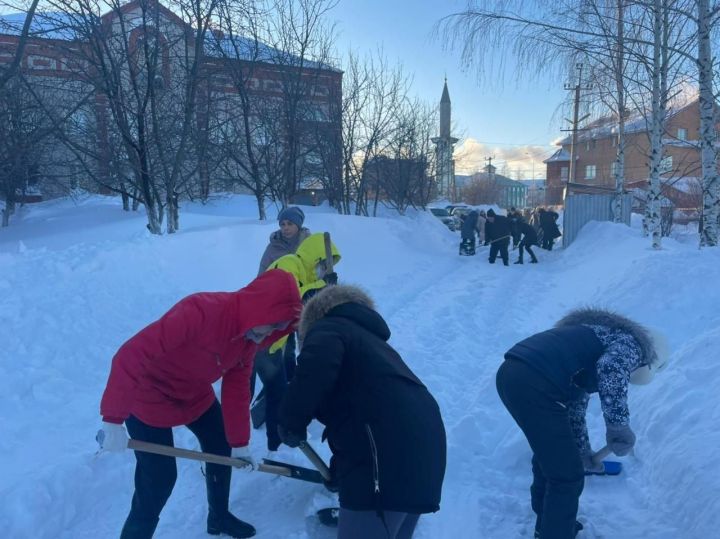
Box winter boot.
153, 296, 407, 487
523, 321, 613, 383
207, 512, 256, 538
530, 259, 538, 264
514, 260, 523, 264
206, 465, 256, 538
534, 520, 583, 539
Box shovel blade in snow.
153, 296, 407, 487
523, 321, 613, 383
316, 507, 339, 527
585, 460, 623, 476
262, 458, 325, 484
251, 390, 267, 429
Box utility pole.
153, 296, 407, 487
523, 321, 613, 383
562, 64, 591, 199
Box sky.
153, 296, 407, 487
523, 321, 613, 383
330, 0, 569, 178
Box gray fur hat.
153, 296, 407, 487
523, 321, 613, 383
555, 307, 666, 369
299, 284, 374, 341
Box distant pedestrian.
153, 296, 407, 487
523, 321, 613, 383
460, 210, 480, 256
539, 208, 561, 251
485, 209, 511, 266
514, 222, 539, 264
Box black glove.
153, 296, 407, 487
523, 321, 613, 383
322, 272, 338, 285
277, 424, 306, 448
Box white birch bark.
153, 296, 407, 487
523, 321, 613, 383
644, 0, 665, 249
612, 0, 626, 223
697, 0, 719, 246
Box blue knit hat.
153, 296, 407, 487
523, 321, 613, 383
278, 206, 305, 228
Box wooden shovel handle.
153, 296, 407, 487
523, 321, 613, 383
323, 232, 334, 274
127, 439, 291, 477
299, 440, 332, 481
591, 445, 612, 466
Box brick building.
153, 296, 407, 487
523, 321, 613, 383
0, 1, 342, 201
544, 99, 711, 213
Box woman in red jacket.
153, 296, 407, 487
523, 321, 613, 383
98, 270, 301, 539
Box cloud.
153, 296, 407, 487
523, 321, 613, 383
453, 138, 556, 179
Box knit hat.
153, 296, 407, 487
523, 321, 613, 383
486, 208, 496, 217
278, 206, 305, 228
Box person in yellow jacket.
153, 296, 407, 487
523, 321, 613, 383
251, 233, 341, 452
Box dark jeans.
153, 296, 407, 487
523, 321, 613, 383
284, 332, 297, 381
518, 239, 538, 263
496, 360, 584, 539
489, 237, 510, 265
337, 509, 420, 539
541, 230, 556, 250
251, 347, 287, 451
121, 400, 232, 539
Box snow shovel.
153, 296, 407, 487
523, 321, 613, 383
586, 445, 623, 476
96, 431, 324, 484
297, 441, 340, 527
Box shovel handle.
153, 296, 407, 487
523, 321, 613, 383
299, 441, 332, 481
591, 445, 612, 466
323, 232, 334, 274
125, 439, 290, 477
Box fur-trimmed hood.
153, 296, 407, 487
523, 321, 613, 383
299, 284, 375, 341
555, 307, 658, 366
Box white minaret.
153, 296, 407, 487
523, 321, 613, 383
432, 79, 459, 200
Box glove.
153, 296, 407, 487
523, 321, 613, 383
582, 453, 605, 474
606, 424, 636, 456
98, 422, 129, 452
277, 425, 306, 448
231, 446, 257, 470
322, 272, 338, 285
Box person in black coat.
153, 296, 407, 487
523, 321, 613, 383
278, 284, 446, 539
514, 221, 539, 264
485, 209, 511, 266
496, 308, 669, 539
539, 208, 561, 250
460, 210, 480, 255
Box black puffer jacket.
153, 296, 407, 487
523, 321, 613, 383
485, 214, 512, 241
279, 285, 446, 514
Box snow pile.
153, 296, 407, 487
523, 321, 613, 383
0, 196, 718, 538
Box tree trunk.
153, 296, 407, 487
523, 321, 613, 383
1, 197, 14, 227
698, 0, 719, 246
120, 184, 130, 211
644, 0, 664, 249
255, 192, 266, 220
612, 0, 626, 223
166, 192, 179, 234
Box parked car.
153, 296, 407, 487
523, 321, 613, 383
430, 207, 456, 231
447, 206, 472, 229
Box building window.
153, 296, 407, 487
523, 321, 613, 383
677, 128, 687, 141
560, 166, 569, 180
611, 161, 620, 176
585, 140, 590, 151
585, 165, 597, 180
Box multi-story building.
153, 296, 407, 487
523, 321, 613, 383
0, 0, 342, 202
544, 99, 710, 213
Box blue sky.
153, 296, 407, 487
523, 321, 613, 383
331, 0, 568, 178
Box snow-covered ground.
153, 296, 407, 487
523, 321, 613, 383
1, 194, 717, 539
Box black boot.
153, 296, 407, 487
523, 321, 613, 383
534, 520, 583, 538
530, 259, 538, 264
207, 512, 256, 538
514, 260, 523, 264
206, 466, 256, 538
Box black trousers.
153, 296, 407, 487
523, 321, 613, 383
518, 239, 538, 263
252, 347, 287, 451
496, 360, 584, 539
541, 231, 556, 250
489, 237, 510, 265
121, 399, 232, 539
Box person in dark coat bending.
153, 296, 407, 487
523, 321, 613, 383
514, 221, 539, 264
485, 209, 511, 266
496, 308, 669, 539
278, 284, 446, 539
